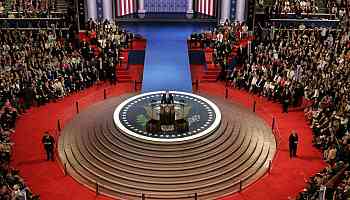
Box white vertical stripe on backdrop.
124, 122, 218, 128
103, 0, 113, 19
87, 0, 97, 19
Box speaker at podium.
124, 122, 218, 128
145, 91, 189, 133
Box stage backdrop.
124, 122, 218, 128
144, 0, 187, 13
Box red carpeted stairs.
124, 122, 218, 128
199, 36, 253, 82
116, 50, 133, 82
79, 32, 146, 83
202, 48, 220, 82
116, 39, 146, 83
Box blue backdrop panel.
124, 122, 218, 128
145, 0, 187, 13
230, 0, 236, 19
96, 0, 103, 19
124, 23, 211, 93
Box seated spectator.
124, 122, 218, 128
271, 0, 319, 17
201, 7, 349, 199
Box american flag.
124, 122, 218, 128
116, 0, 137, 16
194, 0, 216, 16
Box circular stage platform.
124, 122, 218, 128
114, 91, 221, 142
58, 92, 276, 200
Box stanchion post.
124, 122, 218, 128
141, 193, 145, 200
239, 180, 243, 192
272, 117, 275, 130
57, 119, 61, 132
194, 193, 198, 200
104, 89, 107, 99
64, 163, 67, 176
253, 100, 256, 112
134, 80, 137, 92
76, 101, 79, 114
96, 182, 99, 196
225, 87, 229, 99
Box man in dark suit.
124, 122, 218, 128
282, 87, 291, 113
161, 92, 174, 105
42, 132, 55, 161
289, 130, 299, 158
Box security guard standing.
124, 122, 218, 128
289, 130, 299, 158
42, 132, 55, 161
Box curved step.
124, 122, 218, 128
58, 94, 276, 200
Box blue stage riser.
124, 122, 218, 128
124, 22, 211, 93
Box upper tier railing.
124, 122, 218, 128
0, 17, 67, 29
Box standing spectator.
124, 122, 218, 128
282, 87, 291, 113
325, 145, 337, 165
41, 132, 55, 161
289, 130, 299, 158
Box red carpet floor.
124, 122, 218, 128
198, 83, 326, 200
11, 81, 325, 200
11, 82, 134, 200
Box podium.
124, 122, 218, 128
160, 104, 175, 125
145, 93, 189, 134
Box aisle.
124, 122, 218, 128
124, 22, 211, 92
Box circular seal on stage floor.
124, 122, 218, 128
113, 91, 221, 142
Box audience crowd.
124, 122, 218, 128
192, 0, 350, 197
0, 18, 134, 199
327, 0, 348, 19
265, 0, 349, 20
298, 161, 348, 199
334, 169, 350, 199
0, 0, 56, 18
212, 7, 349, 200
190, 19, 250, 77
0, 0, 348, 198
271, 0, 319, 15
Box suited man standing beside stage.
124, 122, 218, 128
42, 132, 55, 161
289, 130, 299, 158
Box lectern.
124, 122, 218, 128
146, 92, 189, 133
160, 103, 175, 126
